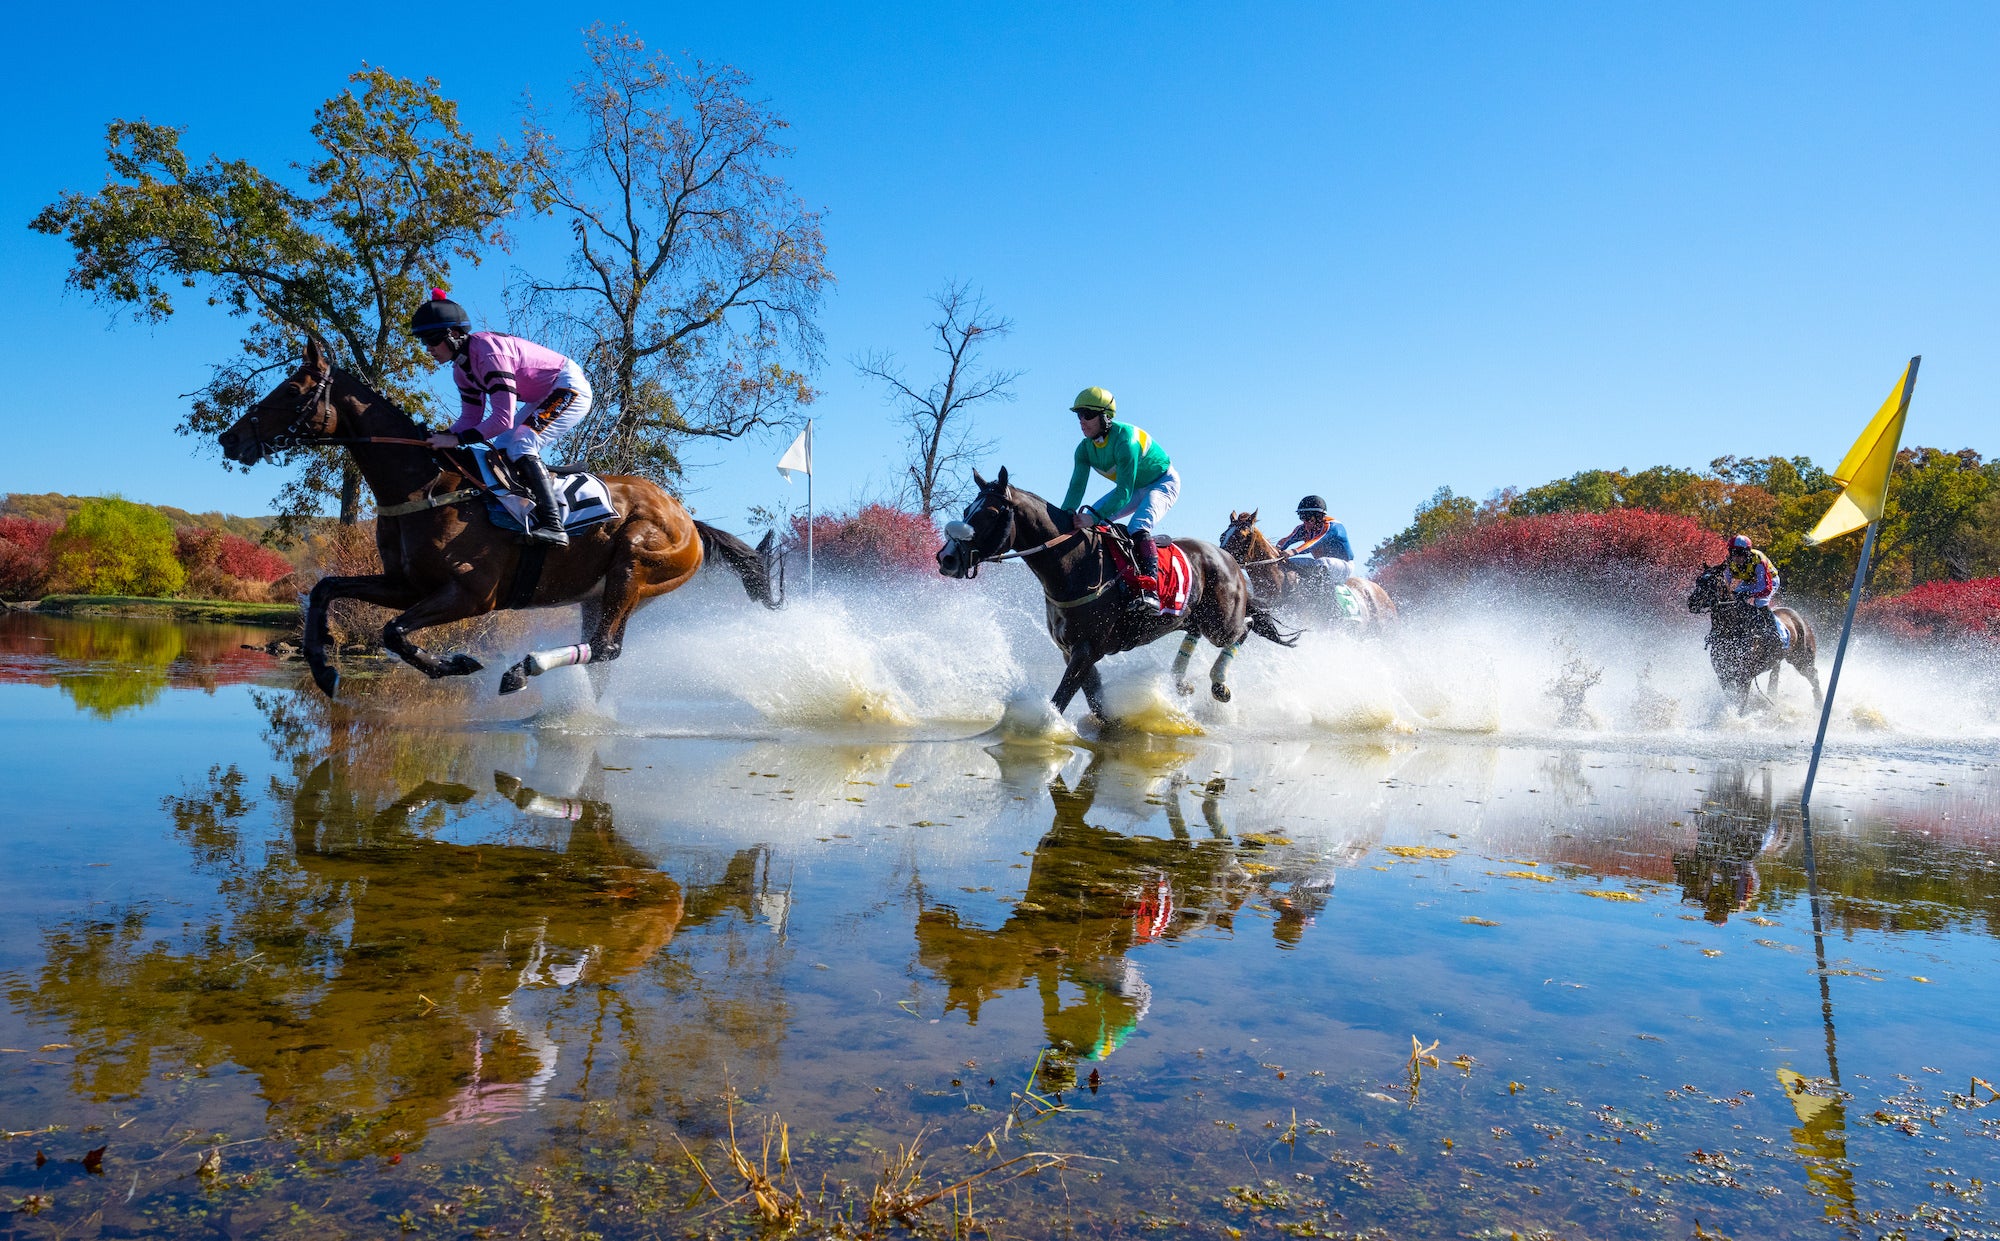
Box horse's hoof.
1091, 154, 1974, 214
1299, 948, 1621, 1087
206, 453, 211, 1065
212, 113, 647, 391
1175, 680, 1196, 697
498, 665, 529, 696
442, 653, 484, 677
1211, 683, 1232, 703
311, 665, 340, 697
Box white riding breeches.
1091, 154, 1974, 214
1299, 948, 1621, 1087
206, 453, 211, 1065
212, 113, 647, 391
492, 360, 593, 460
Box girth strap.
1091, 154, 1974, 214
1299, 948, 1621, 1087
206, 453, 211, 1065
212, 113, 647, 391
376, 487, 485, 518
504, 543, 550, 610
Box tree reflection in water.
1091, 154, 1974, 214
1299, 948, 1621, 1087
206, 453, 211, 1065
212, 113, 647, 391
14, 693, 780, 1158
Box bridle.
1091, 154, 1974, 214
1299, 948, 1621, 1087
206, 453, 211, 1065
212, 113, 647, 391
942, 490, 1086, 579
244, 364, 434, 456
1219, 515, 1290, 568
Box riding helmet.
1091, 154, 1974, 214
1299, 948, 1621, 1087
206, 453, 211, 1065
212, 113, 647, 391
409, 288, 472, 341
1070, 386, 1117, 417
1296, 495, 1329, 516
1729, 534, 1752, 551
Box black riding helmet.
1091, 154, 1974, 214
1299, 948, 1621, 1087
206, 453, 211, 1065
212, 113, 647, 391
1296, 495, 1329, 516
409, 288, 472, 345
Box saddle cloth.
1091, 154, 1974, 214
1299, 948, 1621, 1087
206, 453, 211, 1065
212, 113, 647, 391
1098, 527, 1192, 617
1329, 582, 1363, 620
466, 445, 620, 536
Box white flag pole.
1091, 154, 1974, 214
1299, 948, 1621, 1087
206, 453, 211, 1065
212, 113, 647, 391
805, 420, 815, 596
1799, 519, 1878, 813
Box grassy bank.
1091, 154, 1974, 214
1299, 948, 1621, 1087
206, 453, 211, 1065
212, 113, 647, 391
20, 594, 300, 627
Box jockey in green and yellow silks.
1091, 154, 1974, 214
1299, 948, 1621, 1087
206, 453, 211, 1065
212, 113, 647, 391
1060, 386, 1179, 612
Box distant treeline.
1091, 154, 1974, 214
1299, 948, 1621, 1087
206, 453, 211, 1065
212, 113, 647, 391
1371, 449, 2000, 642
1, 493, 301, 602
1374, 448, 2000, 599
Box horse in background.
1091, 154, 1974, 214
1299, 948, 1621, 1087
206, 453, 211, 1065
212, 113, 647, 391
1219, 511, 1396, 627
1687, 563, 1821, 713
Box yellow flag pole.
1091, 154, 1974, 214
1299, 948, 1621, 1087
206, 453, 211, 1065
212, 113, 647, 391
1799, 356, 1919, 813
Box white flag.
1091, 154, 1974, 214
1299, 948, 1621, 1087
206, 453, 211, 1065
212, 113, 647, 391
776, 422, 813, 481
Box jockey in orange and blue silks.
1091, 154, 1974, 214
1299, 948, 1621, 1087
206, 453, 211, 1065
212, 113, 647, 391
1276, 496, 1355, 582
1725, 534, 1778, 607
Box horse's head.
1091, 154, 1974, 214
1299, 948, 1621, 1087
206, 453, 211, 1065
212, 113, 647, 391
1219, 510, 1260, 561
938, 467, 1018, 579
218, 339, 342, 466
1687, 563, 1729, 613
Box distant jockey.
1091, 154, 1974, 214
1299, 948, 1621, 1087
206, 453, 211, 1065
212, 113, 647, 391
1726, 534, 1782, 643
1276, 495, 1355, 585
410, 289, 594, 547
1060, 386, 1179, 613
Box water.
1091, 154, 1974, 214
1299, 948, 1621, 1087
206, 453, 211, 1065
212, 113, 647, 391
1, 600, 1997, 1239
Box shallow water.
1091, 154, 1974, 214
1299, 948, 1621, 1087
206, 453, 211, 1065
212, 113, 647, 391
2, 605, 1997, 1239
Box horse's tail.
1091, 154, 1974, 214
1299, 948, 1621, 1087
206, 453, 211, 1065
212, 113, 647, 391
1247, 599, 1301, 647
695, 521, 782, 609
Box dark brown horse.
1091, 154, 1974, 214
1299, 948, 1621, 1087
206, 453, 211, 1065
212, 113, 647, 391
935, 468, 1296, 718
1219, 510, 1397, 625
1687, 563, 1822, 713
219, 341, 776, 699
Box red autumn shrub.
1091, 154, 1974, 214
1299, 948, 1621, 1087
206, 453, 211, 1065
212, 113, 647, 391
1375, 509, 1725, 613
0, 516, 58, 599
785, 504, 942, 578
1860, 577, 2000, 644
175, 527, 300, 601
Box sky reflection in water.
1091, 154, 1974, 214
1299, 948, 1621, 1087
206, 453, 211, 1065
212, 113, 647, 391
1, 625, 1997, 1238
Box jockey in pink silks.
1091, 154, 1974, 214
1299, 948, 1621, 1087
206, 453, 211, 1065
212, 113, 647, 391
410, 289, 594, 546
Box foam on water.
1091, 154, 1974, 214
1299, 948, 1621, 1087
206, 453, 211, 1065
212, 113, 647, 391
469, 563, 2000, 754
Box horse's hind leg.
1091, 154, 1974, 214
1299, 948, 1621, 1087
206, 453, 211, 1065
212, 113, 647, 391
1208, 642, 1244, 702
1053, 646, 1099, 714
1172, 633, 1201, 696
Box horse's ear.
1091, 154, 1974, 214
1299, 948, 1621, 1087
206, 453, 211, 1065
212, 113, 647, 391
1248, 509, 1258, 522
995, 465, 1009, 491
972, 468, 987, 490
303, 337, 329, 375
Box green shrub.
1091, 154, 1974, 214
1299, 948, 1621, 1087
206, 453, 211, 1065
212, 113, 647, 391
47, 496, 187, 598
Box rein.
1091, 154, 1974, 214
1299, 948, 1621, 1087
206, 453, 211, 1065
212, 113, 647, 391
985, 527, 1081, 562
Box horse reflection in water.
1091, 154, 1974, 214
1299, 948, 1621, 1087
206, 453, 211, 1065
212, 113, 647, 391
274, 759, 773, 1137
1671, 763, 1798, 924
916, 745, 1335, 1061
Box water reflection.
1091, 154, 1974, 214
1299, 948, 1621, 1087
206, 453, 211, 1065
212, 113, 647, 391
0, 612, 283, 717
14, 713, 782, 1157
917, 744, 1339, 1061
1672, 764, 1797, 923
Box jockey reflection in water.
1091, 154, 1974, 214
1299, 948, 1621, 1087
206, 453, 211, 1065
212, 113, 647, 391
412, 289, 592, 548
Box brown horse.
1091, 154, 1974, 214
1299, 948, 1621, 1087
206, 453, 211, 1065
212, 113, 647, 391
218, 341, 776, 699
1219, 511, 1396, 626
1687, 563, 1821, 713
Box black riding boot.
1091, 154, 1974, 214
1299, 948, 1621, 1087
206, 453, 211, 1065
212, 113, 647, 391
513, 454, 569, 547
1130, 529, 1162, 611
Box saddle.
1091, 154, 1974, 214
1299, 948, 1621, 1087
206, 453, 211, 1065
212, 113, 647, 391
1095, 524, 1192, 617
442, 444, 621, 538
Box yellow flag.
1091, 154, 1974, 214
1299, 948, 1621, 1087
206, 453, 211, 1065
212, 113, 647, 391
1804, 357, 1919, 546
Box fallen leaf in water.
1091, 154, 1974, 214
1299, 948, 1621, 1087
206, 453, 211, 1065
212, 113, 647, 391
893, 783, 911, 788
1494, 871, 1554, 883
82, 1145, 106, 1174
198, 1148, 221, 1178
1583, 890, 1641, 903
1461, 916, 1501, 927
1701, 949, 1723, 958
1748, 916, 1779, 927
1385, 845, 1458, 860
38, 1044, 73, 1052
1911, 976, 1932, 983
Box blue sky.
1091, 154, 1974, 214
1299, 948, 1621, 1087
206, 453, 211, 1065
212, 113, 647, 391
5, 2, 1997, 554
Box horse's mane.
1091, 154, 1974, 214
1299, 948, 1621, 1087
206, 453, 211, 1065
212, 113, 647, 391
331, 366, 429, 437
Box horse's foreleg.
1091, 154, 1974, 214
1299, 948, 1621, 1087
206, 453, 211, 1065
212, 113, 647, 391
1172, 633, 1201, 696
303, 574, 419, 697
381, 583, 492, 680
1052, 646, 1098, 714
1208, 641, 1243, 702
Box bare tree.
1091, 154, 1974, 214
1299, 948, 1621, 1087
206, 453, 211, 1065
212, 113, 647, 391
515, 24, 831, 483
854, 282, 1020, 519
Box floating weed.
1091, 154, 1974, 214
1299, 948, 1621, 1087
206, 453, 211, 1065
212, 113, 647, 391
1383, 845, 1458, 860
1583, 889, 1641, 902
1461, 916, 1501, 927
1493, 870, 1555, 883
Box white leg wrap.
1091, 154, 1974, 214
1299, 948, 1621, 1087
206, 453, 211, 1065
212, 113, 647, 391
526, 643, 592, 676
